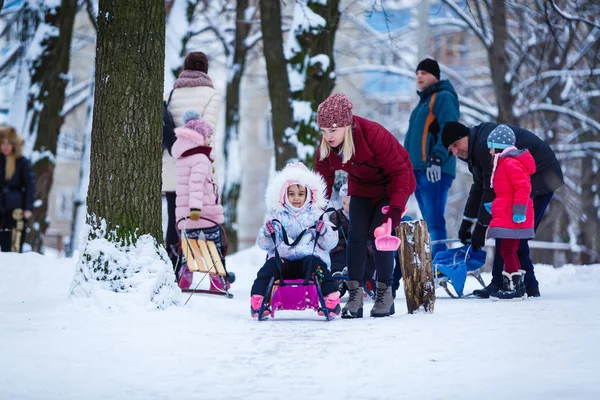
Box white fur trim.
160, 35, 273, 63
265, 164, 328, 212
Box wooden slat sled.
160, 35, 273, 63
180, 238, 232, 298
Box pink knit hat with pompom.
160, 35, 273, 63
317, 93, 354, 129
183, 110, 213, 137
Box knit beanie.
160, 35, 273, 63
442, 121, 470, 148
182, 110, 213, 137
416, 58, 440, 80
487, 124, 516, 150
317, 93, 354, 129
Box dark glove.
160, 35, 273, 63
471, 223, 487, 252
458, 219, 474, 245
426, 156, 442, 183
384, 206, 404, 230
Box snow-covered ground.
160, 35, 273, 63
1, 248, 599, 400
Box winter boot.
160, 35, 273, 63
319, 291, 341, 318
341, 280, 364, 319
472, 281, 500, 298
526, 286, 540, 297
490, 270, 526, 300
370, 282, 395, 317
250, 295, 269, 318
178, 265, 193, 289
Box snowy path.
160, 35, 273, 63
1, 248, 599, 400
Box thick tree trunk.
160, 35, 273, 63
23, 0, 78, 252
488, 0, 516, 124
288, 0, 341, 167
398, 220, 436, 313
259, 0, 296, 169
222, 0, 252, 253
86, 0, 165, 242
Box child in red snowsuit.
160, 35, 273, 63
485, 125, 536, 299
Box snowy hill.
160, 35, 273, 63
1, 249, 599, 400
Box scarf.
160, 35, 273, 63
173, 70, 214, 89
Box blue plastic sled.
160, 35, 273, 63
433, 245, 487, 297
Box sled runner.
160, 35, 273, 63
257, 278, 333, 321
432, 241, 486, 298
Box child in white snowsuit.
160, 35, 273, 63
251, 163, 341, 318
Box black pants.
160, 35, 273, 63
251, 256, 337, 296
492, 193, 554, 289
0, 211, 24, 253
348, 196, 395, 286
165, 192, 179, 267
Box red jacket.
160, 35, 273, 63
487, 148, 536, 239
315, 116, 415, 211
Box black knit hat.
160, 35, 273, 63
416, 58, 440, 80
442, 121, 470, 148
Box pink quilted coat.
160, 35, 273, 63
171, 126, 224, 230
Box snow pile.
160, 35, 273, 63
70, 220, 180, 310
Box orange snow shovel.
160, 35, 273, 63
374, 206, 401, 251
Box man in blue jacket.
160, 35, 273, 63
404, 58, 459, 256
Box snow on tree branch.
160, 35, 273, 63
549, 0, 600, 30
513, 69, 600, 94
520, 103, 600, 132
440, 0, 492, 48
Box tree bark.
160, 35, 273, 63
580, 98, 600, 264
23, 0, 78, 252
288, 0, 341, 167
259, 0, 296, 169
398, 220, 436, 313
488, 0, 516, 124
86, 0, 165, 242
222, 0, 253, 253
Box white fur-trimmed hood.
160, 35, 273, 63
265, 163, 328, 212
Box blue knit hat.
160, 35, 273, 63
487, 124, 516, 150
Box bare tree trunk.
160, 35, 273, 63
259, 0, 296, 169
222, 0, 253, 253
288, 0, 341, 167
23, 0, 78, 252
488, 0, 516, 124
398, 220, 436, 314
86, 0, 165, 242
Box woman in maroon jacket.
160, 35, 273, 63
315, 94, 415, 318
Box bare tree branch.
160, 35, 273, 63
549, 0, 600, 29
440, 0, 491, 48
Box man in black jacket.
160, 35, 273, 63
441, 121, 564, 298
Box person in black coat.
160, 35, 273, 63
441, 121, 564, 298
0, 126, 35, 252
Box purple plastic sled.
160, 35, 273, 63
257, 279, 332, 321
269, 280, 320, 316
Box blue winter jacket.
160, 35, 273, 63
404, 80, 459, 177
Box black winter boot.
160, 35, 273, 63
472, 281, 500, 298
526, 286, 540, 297
490, 271, 526, 300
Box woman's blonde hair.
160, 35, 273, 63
0, 125, 22, 157
319, 125, 355, 164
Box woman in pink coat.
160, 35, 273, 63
484, 125, 536, 300
171, 110, 225, 289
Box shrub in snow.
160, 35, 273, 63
70, 218, 180, 309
